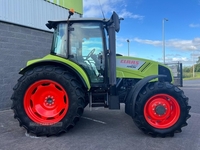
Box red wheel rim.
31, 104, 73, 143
24, 80, 69, 125
144, 94, 180, 129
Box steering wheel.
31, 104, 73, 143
86, 49, 95, 60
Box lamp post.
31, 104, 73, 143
193, 50, 195, 78
162, 18, 168, 64
127, 39, 130, 56
191, 46, 197, 78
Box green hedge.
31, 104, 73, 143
183, 72, 200, 78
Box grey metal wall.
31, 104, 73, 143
0, 0, 81, 31
0, 21, 53, 110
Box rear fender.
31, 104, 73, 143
125, 75, 166, 117
19, 60, 91, 90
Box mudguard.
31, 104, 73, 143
19, 55, 91, 90
125, 75, 166, 117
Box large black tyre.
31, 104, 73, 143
11, 65, 86, 136
133, 81, 191, 137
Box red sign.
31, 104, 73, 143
120, 60, 139, 65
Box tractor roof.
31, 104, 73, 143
46, 17, 109, 29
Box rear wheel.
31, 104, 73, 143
11, 65, 86, 136
133, 81, 191, 137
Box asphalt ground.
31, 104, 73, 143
0, 80, 200, 150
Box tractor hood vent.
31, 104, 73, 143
140, 63, 151, 72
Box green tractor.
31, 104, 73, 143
11, 10, 191, 137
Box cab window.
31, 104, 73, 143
51, 23, 67, 57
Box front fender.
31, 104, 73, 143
20, 54, 91, 90
125, 75, 166, 117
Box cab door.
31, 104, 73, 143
68, 22, 106, 84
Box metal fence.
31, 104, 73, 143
165, 62, 183, 87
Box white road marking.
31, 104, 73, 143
25, 131, 40, 139
180, 87, 200, 89
0, 109, 12, 112
182, 84, 200, 86
190, 112, 200, 116
82, 116, 106, 124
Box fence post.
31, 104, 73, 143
180, 63, 183, 87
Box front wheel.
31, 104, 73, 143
133, 81, 191, 137
11, 65, 86, 136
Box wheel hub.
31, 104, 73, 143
45, 96, 55, 106
155, 105, 166, 115
47, 98, 53, 104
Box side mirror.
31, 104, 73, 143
109, 11, 122, 32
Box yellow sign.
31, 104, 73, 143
46, 0, 83, 14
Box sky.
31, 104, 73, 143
82, 0, 200, 66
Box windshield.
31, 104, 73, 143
51, 23, 67, 57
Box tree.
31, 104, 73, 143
189, 64, 200, 72
195, 64, 200, 72
196, 56, 200, 64
194, 56, 200, 72
183, 67, 190, 72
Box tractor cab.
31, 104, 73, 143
50, 21, 106, 83
46, 12, 121, 86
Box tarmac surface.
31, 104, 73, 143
0, 80, 200, 150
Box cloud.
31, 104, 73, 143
166, 39, 196, 50
189, 23, 200, 28
157, 56, 191, 64
171, 57, 188, 62
83, 7, 102, 17
83, 0, 115, 17
157, 53, 190, 63
159, 52, 200, 65
134, 38, 162, 46
133, 37, 200, 51
166, 54, 181, 57
83, 0, 144, 20
193, 37, 200, 46
120, 9, 144, 20
117, 43, 123, 47
117, 37, 130, 42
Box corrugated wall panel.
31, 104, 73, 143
46, 0, 83, 14
0, 0, 81, 31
